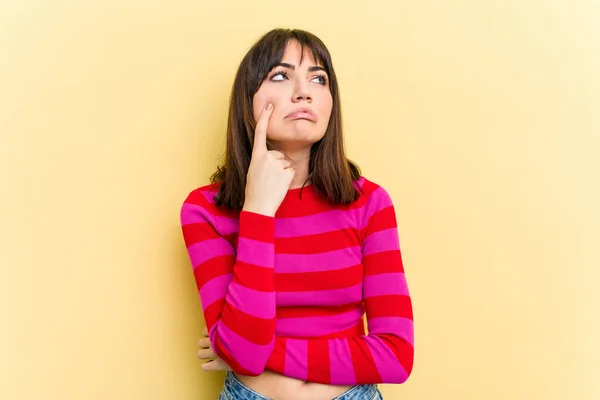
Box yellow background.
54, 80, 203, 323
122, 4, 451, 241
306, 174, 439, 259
2, 1, 598, 399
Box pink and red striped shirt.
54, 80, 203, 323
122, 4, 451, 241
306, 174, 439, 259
180, 176, 414, 385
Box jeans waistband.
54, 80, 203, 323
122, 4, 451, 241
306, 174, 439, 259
220, 371, 379, 400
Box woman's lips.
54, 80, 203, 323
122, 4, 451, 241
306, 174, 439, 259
285, 111, 317, 122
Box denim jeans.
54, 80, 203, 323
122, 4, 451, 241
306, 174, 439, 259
218, 371, 383, 400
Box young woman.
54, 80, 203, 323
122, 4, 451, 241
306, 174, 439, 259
180, 28, 414, 400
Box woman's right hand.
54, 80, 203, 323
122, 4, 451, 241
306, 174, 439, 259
243, 103, 295, 217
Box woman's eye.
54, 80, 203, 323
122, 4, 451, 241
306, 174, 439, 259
270, 71, 327, 84
271, 72, 286, 81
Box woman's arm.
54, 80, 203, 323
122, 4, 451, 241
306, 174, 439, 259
181, 190, 277, 376
265, 189, 414, 385
182, 103, 294, 376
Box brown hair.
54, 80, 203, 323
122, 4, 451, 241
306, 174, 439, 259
210, 28, 362, 211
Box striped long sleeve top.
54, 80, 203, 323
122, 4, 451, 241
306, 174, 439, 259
180, 176, 414, 385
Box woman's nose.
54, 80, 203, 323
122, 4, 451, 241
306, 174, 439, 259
292, 82, 312, 102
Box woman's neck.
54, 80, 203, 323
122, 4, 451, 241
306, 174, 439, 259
269, 143, 311, 189
288, 154, 310, 189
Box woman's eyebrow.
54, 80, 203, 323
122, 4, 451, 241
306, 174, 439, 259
274, 62, 327, 73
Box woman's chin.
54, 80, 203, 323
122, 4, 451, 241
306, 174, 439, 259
269, 130, 324, 146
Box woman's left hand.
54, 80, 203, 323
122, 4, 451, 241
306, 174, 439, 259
197, 328, 232, 372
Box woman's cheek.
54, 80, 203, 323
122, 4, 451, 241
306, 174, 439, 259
252, 91, 269, 118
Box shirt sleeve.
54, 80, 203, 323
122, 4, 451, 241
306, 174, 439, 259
265, 187, 414, 385
180, 189, 277, 376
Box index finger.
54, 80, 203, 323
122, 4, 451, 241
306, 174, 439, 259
253, 103, 273, 155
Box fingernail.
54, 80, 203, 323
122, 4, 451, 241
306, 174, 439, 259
266, 103, 272, 110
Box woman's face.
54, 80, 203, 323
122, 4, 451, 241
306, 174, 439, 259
252, 40, 333, 149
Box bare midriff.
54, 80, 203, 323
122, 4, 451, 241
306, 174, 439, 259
235, 371, 354, 400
